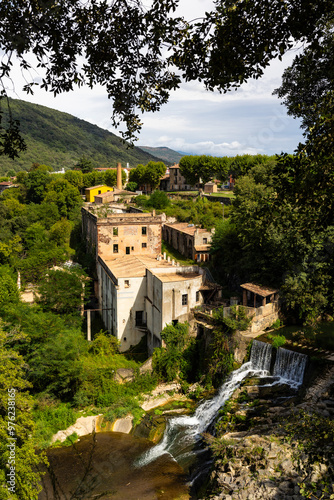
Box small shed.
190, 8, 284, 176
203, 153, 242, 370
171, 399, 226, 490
241, 283, 278, 308
204, 182, 217, 193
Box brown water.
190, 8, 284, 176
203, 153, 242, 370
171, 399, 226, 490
39, 432, 190, 500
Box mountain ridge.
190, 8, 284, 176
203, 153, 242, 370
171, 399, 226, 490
0, 99, 165, 175
137, 146, 184, 165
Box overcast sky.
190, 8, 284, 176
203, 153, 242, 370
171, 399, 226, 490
5, 0, 304, 157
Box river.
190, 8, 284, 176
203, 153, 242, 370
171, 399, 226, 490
39, 341, 308, 499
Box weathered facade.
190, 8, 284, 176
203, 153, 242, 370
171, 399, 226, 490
163, 222, 213, 261
82, 205, 222, 352
169, 165, 198, 191
82, 207, 165, 261
97, 254, 206, 352
204, 181, 218, 193
94, 189, 135, 204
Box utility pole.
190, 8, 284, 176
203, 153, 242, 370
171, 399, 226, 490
87, 309, 91, 342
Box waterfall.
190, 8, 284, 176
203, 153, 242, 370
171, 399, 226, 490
273, 347, 307, 387
250, 339, 272, 373
136, 341, 272, 468
135, 341, 307, 468
135, 362, 255, 468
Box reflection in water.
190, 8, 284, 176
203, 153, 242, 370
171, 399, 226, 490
39, 432, 189, 500
40, 342, 308, 499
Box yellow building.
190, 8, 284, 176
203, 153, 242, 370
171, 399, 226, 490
85, 185, 113, 203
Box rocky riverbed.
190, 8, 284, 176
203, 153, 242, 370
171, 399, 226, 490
204, 365, 334, 500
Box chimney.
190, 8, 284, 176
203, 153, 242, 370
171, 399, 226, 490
117, 162, 122, 190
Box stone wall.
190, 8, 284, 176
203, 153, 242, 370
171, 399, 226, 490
223, 302, 279, 335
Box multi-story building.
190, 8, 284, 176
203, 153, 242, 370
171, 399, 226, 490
168, 164, 198, 191
85, 185, 114, 203
82, 208, 165, 261
82, 205, 220, 352
163, 222, 213, 262
97, 254, 207, 352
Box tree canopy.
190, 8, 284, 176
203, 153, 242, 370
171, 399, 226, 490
1, 0, 332, 157
129, 161, 166, 189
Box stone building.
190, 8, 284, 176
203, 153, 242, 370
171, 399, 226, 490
168, 164, 198, 191
204, 181, 218, 193
81, 207, 165, 261
82, 205, 222, 352
162, 222, 213, 262
94, 188, 135, 204
97, 254, 207, 352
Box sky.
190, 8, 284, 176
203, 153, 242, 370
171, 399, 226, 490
5, 0, 305, 157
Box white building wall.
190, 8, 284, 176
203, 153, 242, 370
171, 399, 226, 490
98, 261, 148, 351
160, 275, 203, 329
146, 270, 163, 350
116, 276, 146, 350
98, 261, 206, 353
97, 261, 118, 338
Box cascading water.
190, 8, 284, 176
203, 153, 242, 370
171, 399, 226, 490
135, 341, 308, 471
250, 339, 273, 372
273, 347, 307, 387
136, 340, 272, 469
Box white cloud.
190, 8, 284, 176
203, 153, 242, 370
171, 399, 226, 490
3, 14, 304, 158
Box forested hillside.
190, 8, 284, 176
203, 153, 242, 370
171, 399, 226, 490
138, 146, 184, 165
0, 99, 162, 175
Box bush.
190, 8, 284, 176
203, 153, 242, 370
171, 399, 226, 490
152, 322, 189, 381
270, 319, 282, 329
33, 398, 79, 449
268, 333, 286, 348
103, 396, 144, 426
147, 190, 170, 209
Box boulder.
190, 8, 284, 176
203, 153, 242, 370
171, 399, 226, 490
114, 368, 135, 383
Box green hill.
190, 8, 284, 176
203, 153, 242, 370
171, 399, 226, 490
0, 99, 163, 175
138, 146, 183, 165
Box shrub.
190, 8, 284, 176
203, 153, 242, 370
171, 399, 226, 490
152, 322, 189, 381
33, 398, 79, 449
268, 333, 286, 348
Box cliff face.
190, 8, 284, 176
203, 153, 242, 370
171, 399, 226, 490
202, 365, 334, 500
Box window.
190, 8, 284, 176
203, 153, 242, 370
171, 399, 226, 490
203, 238, 207, 244
135, 311, 146, 327
142, 226, 147, 235
98, 190, 101, 194
182, 294, 188, 306
131, 246, 134, 251
126, 247, 130, 254
113, 227, 118, 236
142, 242, 147, 248
196, 291, 200, 302
113, 244, 118, 253
125, 280, 130, 288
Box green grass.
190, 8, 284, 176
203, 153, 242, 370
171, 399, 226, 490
168, 191, 199, 196
206, 191, 235, 198
161, 240, 195, 266
33, 399, 79, 449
